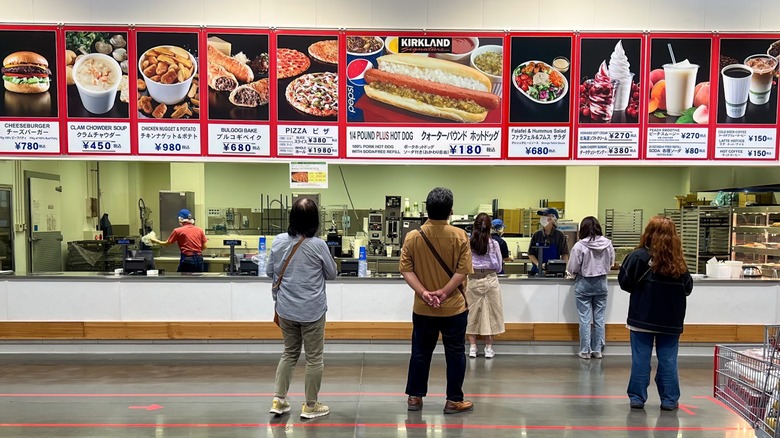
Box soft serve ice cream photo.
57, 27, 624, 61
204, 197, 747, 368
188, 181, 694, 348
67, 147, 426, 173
577, 37, 642, 124
647, 38, 711, 125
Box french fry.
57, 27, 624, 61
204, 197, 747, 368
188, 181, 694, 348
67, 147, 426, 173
177, 69, 185, 83
170, 46, 189, 59
191, 107, 199, 114
190, 97, 200, 107
157, 54, 176, 66
174, 55, 192, 68
155, 47, 175, 56
187, 84, 197, 99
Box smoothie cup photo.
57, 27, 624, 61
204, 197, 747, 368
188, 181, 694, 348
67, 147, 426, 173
744, 54, 778, 105
721, 64, 753, 118
663, 60, 699, 116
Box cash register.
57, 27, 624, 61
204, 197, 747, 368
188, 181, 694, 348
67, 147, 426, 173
544, 259, 568, 277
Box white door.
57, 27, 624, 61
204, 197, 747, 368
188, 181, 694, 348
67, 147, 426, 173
28, 177, 63, 272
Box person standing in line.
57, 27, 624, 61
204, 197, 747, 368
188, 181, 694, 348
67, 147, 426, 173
267, 198, 338, 419
466, 213, 505, 359
618, 216, 693, 411
528, 208, 569, 276
400, 187, 474, 415
567, 216, 615, 360
150, 209, 207, 272
490, 219, 513, 274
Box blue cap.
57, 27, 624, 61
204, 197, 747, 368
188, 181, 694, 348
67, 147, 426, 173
537, 208, 559, 219
178, 209, 193, 219
491, 219, 504, 228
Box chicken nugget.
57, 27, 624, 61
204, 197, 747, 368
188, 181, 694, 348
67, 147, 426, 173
152, 103, 167, 119
138, 96, 153, 114
156, 62, 169, 76
137, 78, 147, 91
161, 69, 178, 85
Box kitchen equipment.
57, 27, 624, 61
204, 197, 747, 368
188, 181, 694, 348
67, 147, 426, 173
743, 265, 763, 277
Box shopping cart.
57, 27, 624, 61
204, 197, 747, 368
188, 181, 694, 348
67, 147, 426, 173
715, 325, 780, 438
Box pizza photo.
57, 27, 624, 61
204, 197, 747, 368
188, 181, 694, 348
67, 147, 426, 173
291, 172, 309, 183
277, 34, 339, 121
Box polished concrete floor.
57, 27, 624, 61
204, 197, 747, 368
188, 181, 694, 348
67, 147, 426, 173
0, 351, 756, 437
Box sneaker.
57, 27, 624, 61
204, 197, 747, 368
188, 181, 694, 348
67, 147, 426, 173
630, 401, 645, 409
578, 352, 591, 359
660, 404, 679, 411
443, 400, 474, 414
468, 345, 478, 358
300, 402, 330, 419
484, 346, 495, 359
407, 396, 423, 411
269, 397, 290, 415
591, 351, 603, 359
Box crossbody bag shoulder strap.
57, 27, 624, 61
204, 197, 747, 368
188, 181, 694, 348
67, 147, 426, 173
417, 229, 468, 308
272, 237, 305, 290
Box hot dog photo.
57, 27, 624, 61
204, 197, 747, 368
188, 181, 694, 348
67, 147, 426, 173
0, 29, 58, 118
206, 32, 269, 121
346, 35, 504, 124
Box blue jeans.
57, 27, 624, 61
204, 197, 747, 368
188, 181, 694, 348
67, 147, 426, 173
178, 253, 204, 272
574, 275, 608, 354
628, 330, 681, 407
406, 311, 468, 402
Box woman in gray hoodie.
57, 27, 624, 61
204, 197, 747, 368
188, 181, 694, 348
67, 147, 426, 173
567, 216, 615, 359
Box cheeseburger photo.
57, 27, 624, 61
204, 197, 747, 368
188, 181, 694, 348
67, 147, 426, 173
2, 51, 51, 94
364, 54, 500, 123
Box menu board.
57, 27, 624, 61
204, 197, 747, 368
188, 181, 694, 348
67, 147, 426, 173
345, 32, 503, 159
0, 27, 61, 154
205, 29, 271, 157
714, 35, 779, 160
274, 31, 339, 158
135, 28, 202, 156
645, 34, 712, 160
63, 27, 132, 154
507, 33, 573, 159
575, 34, 643, 159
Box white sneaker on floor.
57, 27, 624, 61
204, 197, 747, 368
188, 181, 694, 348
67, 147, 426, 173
578, 352, 591, 359
269, 397, 291, 415
484, 346, 495, 359
468, 345, 478, 358
591, 351, 603, 359
300, 401, 330, 419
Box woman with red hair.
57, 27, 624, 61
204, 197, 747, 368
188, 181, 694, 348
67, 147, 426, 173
618, 216, 693, 411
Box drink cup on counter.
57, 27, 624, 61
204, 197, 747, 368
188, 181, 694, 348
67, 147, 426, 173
72, 53, 122, 114
385, 245, 393, 257
744, 54, 778, 105
663, 61, 699, 116
721, 64, 753, 118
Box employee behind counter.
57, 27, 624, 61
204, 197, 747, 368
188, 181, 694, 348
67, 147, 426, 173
151, 209, 208, 272
528, 208, 569, 276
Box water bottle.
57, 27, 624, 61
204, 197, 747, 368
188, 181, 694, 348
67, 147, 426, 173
358, 246, 368, 277
257, 237, 267, 277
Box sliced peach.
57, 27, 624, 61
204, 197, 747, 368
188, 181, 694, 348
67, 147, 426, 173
649, 80, 666, 111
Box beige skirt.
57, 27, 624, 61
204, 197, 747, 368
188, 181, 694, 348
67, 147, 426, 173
465, 271, 505, 336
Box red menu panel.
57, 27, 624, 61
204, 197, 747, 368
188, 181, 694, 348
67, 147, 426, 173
574, 33, 644, 160
0, 25, 62, 155
344, 31, 504, 160
506, 32, 574, 160
713, 33, 779, 161
204, 28, 271, 158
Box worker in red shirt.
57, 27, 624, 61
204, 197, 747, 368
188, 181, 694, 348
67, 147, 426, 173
151, 209, 208, 272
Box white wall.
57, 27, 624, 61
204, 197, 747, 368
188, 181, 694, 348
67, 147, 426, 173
0, 0, 777, 31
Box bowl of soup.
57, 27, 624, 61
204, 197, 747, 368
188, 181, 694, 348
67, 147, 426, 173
72, 53, 122, 114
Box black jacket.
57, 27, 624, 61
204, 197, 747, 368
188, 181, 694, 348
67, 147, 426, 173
618, 247, 693, 335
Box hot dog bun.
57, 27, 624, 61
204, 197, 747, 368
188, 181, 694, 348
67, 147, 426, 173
364, 54, 498, 123
207, 44, 254, 84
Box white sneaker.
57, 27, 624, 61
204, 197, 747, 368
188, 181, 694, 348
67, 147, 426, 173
484, 346, 495, 359
300, 401, 330, 419
578, 352, 591, 359
269, 397, 291, 415
468, 345, 478, 358
591, 351, 603, 359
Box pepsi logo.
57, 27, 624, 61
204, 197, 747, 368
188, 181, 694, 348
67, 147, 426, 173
347, 59, 374, 86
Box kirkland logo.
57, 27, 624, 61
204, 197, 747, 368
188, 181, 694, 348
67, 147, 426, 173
399, 37, 452, 53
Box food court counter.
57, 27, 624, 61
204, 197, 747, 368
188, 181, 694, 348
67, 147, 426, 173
0, 273, 776, 343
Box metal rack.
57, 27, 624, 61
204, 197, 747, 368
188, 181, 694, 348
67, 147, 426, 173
732, 207, 780, 275
604, 209, 643, 248
679, 206, 732, 274
715, 326, 780, 437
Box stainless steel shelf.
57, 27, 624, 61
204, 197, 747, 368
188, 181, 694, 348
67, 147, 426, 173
733, 246, 780, 256
734, 226, 780, 234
